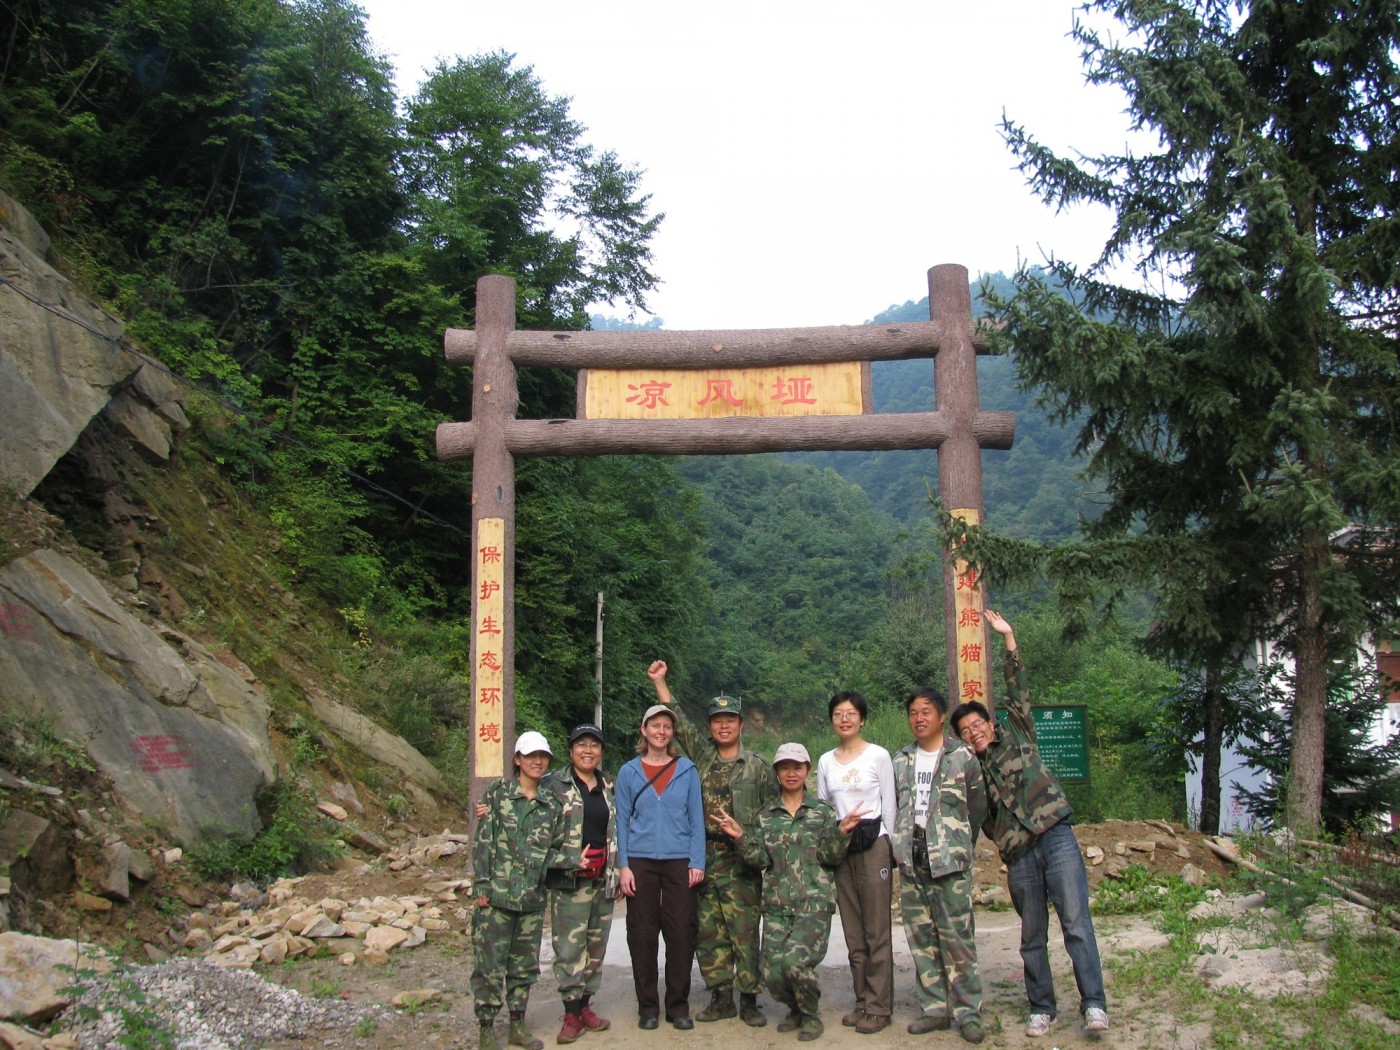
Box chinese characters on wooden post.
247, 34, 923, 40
439, 265, 1013, 809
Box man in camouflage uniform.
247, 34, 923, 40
713, 742, 864, 1042
647, 660, 778, 1026
950, 610, 1109, 1039
472, 732, 564, 1050
891, 687, 987, 1044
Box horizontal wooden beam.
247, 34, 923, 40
443, 320, 997, 368
437, 411, 1015, 460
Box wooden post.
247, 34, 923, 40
468, 276, 518, 811
930, 264, 992, 710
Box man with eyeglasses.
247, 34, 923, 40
949, 611, 1109, 1040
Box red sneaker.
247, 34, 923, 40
557, 1015, 587, 1045
580, 1006, 611, 1032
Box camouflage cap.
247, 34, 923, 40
707, 693, 742, 718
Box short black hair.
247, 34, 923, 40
828, 690, 868, 720
949, 701, 991, 731
905, 687, 947, 715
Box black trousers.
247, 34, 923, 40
626, 856, 697, 1019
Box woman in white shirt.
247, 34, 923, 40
816, 690, 897, 1034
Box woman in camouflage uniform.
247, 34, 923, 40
543, 724, 619, 1044
471, 731, 564, 1050
712, 742, 867, 1042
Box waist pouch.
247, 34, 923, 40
848, 818, 883, 854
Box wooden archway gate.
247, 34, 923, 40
438, 263, 1013, 805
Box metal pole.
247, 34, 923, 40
594, 592, 604, 728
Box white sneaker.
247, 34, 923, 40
1085, 1007, 1109, 1032
1025, 1013, 1052, 1037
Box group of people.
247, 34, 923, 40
469, 611, 1109, 1046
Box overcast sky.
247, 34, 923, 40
355, 0, 1138, 330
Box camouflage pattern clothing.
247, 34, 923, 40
672, 704, 778, 996
891, 738, 986, 1026
736, 792, 847, 1019
979, 649, 1073, 866
470, 776, 563, 1018
977, 648, 1107, 1019
542, 767, 618, 1002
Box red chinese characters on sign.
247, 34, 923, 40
771, 375, 817, 405
475, 517, 507, 778
697, 378, 743, 408
132, 735, 195, 772
949, 509, 989, 715
625, 381, 672, 410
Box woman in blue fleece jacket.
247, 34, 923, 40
615, 703, 706, 1030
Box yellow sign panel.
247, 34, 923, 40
474, 517, 505, 779
949, 508, 990, 710
583, 363, 866, 419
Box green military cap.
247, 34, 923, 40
707, 693, 742, 718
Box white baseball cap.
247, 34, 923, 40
514, 730, 553, 756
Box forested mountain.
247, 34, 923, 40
788, 273, 1092, 541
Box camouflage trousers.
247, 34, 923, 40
471, 903, 545, 1017
900, 868, 982, 1026
695, 847, 763, 994
760, 910, 832, 1018
550, 879, 616, 1001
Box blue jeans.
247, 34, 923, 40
1006, 820, 1106, 1017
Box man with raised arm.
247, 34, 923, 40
949, 611, 1109, 1040
647, 660, 779, 1027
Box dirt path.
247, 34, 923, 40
263, 898, 1190, 1049
247, 819, 1236, 1049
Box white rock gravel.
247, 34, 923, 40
59, 958, 384, 1049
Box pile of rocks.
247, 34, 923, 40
194, 871, 472, 969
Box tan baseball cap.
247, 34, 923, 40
772, 742, 811, 766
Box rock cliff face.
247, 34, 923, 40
0, 548, 274, 843
0, 194, 443, 851
0, 190, 188, 497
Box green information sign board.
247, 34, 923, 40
995, 704, 1090, 784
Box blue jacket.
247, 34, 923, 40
615, 755, 706, 871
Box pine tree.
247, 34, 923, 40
984, 0, 1400, 833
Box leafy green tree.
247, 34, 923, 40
398, 51, 661, 327
669, 455, 901, 722
982, 0, 1400, 834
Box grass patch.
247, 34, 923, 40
186, 780, 341, 886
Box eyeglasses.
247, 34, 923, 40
956, 718, 990, 740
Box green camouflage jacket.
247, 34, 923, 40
670, 703, 778, 829
471, 775, 563, 912
735, 792, 848, 914
890, 736, 987, 880
541, 767, 620, 899
978, 649, 1073, 865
